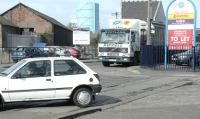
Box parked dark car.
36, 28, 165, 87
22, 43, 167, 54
11, 47, 47, 62
171, 48, 200, 66
11, 47, 27, 62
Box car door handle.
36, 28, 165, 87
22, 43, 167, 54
46, 79, 52, 82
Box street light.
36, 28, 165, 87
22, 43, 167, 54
147, 0, 152, 45
112, 12, 120, 19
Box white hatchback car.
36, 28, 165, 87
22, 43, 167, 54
0, 57, 101, 109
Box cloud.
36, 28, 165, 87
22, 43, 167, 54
0, 0, 121, 27
0, 0, 199, 28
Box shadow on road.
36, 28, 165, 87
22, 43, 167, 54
92, 95, 121, 106
2, 95, 121, 111
2, 100, 73, 111
106, 63, 139, 68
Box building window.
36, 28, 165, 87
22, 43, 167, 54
20, 28, 34, 35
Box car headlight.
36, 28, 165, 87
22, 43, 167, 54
178, 55, 188, 59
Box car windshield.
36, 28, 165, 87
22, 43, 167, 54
100, 31, 129, 43
13, 47, 24, 52
0, 60, 26, 76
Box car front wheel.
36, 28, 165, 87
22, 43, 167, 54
73, 88, 92, 107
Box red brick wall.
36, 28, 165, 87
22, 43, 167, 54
3, 5, 53, 34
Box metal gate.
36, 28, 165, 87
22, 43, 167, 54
140, 45, 200, 71
140, 22, 200, 72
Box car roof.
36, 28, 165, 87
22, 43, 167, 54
23, 56, 76, 61
21, 56, 95, 74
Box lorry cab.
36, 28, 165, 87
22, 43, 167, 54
98, 19, 147, 67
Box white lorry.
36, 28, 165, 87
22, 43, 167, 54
98, 19, 147, 66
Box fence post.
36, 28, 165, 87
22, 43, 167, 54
192, 46, 195, 72
0, 47, 3, 64
164, 45, 167, 70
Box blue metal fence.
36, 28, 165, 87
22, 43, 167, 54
140, 45, 200, 71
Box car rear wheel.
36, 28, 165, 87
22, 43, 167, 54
73, 88, 92, 107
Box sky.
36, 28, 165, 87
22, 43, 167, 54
0, 0, 121, 28
0, 0, 199, 28
162, 0, 200, 28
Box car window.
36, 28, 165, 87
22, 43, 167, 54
16, 48, 24, 51
12, 60, 51, 79
54, 60, 86, 76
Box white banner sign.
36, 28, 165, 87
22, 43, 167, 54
73, 30, 90, 45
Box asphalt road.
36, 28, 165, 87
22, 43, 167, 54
77, 80, 200, 119
0, 62, 155, 119
1, 62, 199, 119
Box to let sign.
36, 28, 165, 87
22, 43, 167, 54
167, 0, 196, 50
168, 30, 193, 50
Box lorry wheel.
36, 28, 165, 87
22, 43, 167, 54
73, 88, 92, 108
0, 103, 4, 111
133, 52, 140, 65
122, 62, 130, 67
102, 62, 110, 67
0, 97, 4, 111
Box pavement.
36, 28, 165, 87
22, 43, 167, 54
77, 80, 200, 119
1, 61, 200, 119
55, 65, 200, 119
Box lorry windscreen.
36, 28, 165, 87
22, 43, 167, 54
100, 31, 129, 43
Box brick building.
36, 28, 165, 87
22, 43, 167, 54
0, 16, 19, 47
1, 3, 72, 46
121, 0, 165, 45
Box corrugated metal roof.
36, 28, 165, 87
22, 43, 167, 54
1, 3, 71, 31
0, 16, 17, 27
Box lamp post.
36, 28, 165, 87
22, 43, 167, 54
147, 0, 152, 45
112, 12, 120, 19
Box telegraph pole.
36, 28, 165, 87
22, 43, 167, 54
112, 12, 120, 19
147, 0, 152, 45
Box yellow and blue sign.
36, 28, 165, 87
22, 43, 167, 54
165, 0, 197, 70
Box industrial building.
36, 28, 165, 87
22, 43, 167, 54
1, 3, 72, 47
0, 16, 19, 47
76, 0, 100, 32
121, 0, 165, 23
